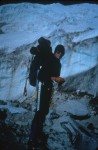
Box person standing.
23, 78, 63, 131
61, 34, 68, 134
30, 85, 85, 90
28, 38, 65, 150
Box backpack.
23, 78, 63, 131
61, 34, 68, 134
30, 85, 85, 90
29, 37, 52, 87
29, 56, 40, 86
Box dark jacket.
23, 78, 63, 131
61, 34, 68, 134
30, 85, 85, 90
38, 53, 61, 86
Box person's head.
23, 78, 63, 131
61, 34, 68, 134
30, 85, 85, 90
54, 44, 65, 59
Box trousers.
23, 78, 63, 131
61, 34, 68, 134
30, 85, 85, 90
29, 83, 53, 142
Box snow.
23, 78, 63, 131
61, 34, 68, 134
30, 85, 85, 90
0, 2, 98, 100
0, 3, 98, 52
0, 105, 27, 113
72, 29, 98, 43
0, 32, 40, 53
56, 100, 90, 116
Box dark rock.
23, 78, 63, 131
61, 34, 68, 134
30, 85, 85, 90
0, 109, 7, 121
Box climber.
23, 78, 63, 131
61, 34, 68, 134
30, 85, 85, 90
28, 37, 65, 150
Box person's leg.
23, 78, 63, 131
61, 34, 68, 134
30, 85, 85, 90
29, 109, 46, 142
28, 84, 52, 148
29, 112, 39, 142
37, 84, 52, 138
40, 84, 52, 115
28, 112, 39, 150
